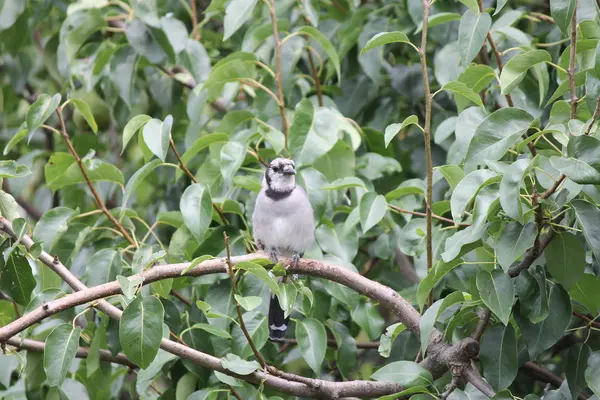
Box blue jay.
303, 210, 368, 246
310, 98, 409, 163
252, 158, 315, 340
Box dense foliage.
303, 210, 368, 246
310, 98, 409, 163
1, 0, 600, 399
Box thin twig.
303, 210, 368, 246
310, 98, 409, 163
6, 337, 136, 369
228, 386, 244, 400
190, 0, 200, 41
56, 109, 137, 247
388, 204, 471, 227
541, 175, 566, 199
573, 311, 600, 329
418, 0, 434, 306
440, 376, 460, 400
568, 6, 578, 119
168, 137, 228, 224
585, 98, 600, 135
471, 309, 491, 341
266, 0, 290, 149
224, 232, 267, 368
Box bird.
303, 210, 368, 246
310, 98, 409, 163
252, 158, 315, 341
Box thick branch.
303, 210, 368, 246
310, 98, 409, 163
0, 218, 491, 398
6, 337, 136, 369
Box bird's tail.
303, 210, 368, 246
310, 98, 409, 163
268, 294, 289, 341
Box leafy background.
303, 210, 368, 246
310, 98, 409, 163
1, 0, 600, 399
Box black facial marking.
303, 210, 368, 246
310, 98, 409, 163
265, 188, 293, 200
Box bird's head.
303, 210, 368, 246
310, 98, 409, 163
264, 158, 296, 193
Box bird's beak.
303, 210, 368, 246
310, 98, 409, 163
282, 165, 296, 175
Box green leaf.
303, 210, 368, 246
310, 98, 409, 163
122, 159, 162, 209
60, 9, 105, 61
359, 192, 387, 233
122, 114, 151, 153
142, 115, 172, 161
495, 222, 538, 272
550, 156, 600, 184
119, 296, 164, 369
87, 318, 107, 378
458, 10, 492, 67
378, 322, 406, 358
3, 128, 27, 156
439, 81, 484, 108
458, 0, 480, 13
476, 269, 515, 325
550, 0, 577, 35
325, 320, 357, 380
70, 98, 98, 134
479, 324, 518, 391
546, 71, 586, 105
125, 19, 170, 64
220, 141, 246, 182
181, 255, 214, 275
436, 165, 464, 189
416, 257, 464, 310
545, 233, 586, 290
320, 177, 367, 191
500, 50, 552, 94
296, 318, 327, 375
234, 294, 262, 311
566, 343, 591, 400
586, 351, 600, 397
180, 183, 213, 243
572, 200, 600, 262
43, 324, 82, 387
371, 361, 433, 387
236, 262, 280, 295
221, 353, 261, 375
0, 160, 30, 178
26, 93, 61, 133
45, 153, 124, 191
223, 0, 259, 40
384, 115, 420, 147
519, 284, 572, 360
0, 252, 36, 306
415, 12, 462, 34
420, 292, 465, 355
351, 301, 385, 340
569, 274, 600, 313
83, 249, 122, 287
297, 26, 341, 82
451, 169, 498, 222
361, 31, 412, 54
276, 283, 297, 318
499, 158, 532, 223
184, 323, 231, 339
32, 207, 75, 251
465, 108, 534, 166
0, 0, 25, 30
231, 311, 268, 358
288, 100, 338, 166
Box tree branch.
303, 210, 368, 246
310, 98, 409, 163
5, 337, 136, 369
584, 97, 600, 136
522, 362, 589, 400
568, 5, 578, 119
418, 0, 434, 299
55, 108, 137, 247
306, 46, 324, 107
388, 204, 471, 227
0, 217, 491, 398
266, 0, 290, 149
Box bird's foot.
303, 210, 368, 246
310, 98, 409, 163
268, 248, 279, 264
291, 253, 301, 269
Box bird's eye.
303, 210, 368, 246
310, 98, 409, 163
271, 166, 280, 173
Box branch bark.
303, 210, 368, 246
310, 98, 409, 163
418, 0, 434, 293
266, 0, 290, 150
0, 217, 492, 398
6, 337, 136, 369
